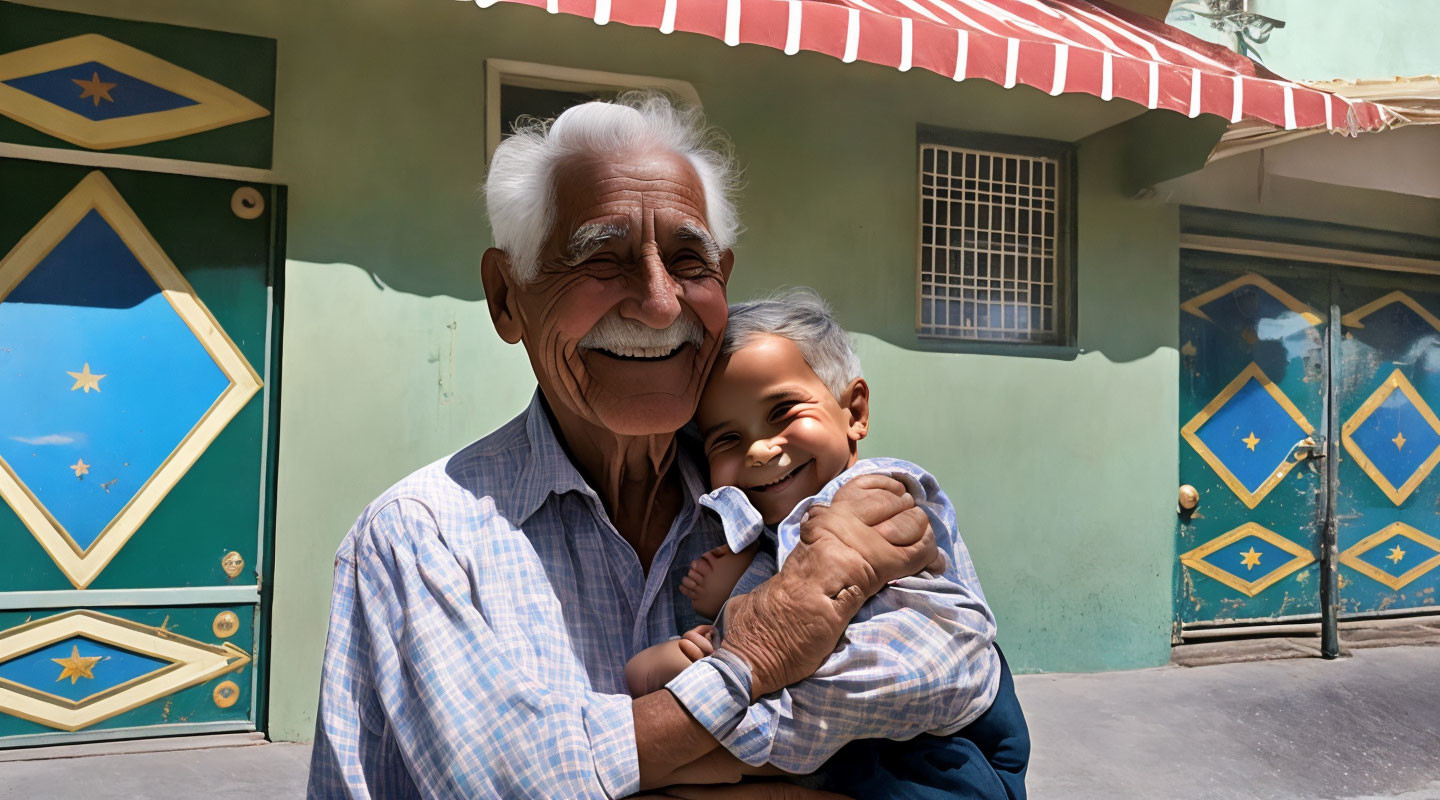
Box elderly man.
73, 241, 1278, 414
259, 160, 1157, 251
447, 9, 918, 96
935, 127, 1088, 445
308, 95, 1009, 799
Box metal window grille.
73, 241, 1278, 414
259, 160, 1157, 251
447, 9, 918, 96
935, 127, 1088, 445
918, 143, 1065, 343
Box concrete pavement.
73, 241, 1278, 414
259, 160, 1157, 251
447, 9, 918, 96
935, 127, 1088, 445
1, 643, 1437, 799
1022, 644, 1440, 800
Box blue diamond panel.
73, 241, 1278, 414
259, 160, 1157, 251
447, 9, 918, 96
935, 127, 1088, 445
1198, 287, 1312, 338
1350, 390, 1440, 490
1195, 377, 1308, 494
1353, 303, 1440, 360
1203, 535, 1299, 580
0, 209, 231, 550
3, 60, 197, 122
1356, 536, 1440, 577
0, 636, 169, 702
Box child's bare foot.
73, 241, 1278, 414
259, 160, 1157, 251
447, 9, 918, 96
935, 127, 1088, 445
680, 545, 758, 619
624, 625, 717, 696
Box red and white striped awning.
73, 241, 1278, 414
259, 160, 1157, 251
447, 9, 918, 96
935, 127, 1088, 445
467, 0, 1397, 133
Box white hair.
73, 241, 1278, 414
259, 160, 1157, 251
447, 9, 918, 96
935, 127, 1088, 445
484, 92, 741, 282
724, 288, 862, 399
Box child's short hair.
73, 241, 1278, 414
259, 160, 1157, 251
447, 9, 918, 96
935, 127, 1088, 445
723, 288, 862, 399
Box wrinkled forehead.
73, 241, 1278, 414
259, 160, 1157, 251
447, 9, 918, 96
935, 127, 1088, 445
547, 150, 711, 243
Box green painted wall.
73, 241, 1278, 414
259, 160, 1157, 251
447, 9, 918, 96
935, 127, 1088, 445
1167, 0, 1440, 81
24, 0, 1196, 743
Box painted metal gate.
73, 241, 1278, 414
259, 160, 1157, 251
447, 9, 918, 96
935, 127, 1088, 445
0, 2, 278, 745
1178, 248, 1440, 632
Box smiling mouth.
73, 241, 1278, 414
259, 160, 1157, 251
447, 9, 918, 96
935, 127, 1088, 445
744, 460, 811, 494
589, 344, 688, 361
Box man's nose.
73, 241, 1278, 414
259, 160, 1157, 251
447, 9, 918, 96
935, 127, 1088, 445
619, 247, 682, 329
745, 439, 783, 468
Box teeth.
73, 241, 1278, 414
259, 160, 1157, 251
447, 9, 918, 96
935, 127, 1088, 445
753, 463, 801, 490
600, 345, 681, 359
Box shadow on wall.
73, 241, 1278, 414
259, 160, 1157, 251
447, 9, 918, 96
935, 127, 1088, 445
779, 118, 1187, 367
268, 0, 1211, 351
279, 47, 1202, 370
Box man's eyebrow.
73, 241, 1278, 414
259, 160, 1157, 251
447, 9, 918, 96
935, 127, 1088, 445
676, 221, 721, 265
560, 222, 630, 266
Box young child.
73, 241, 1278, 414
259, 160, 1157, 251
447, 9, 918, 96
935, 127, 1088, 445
625, 289, 1028, 798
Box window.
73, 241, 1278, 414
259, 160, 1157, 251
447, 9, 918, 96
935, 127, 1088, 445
917, 127, 1074, 345
485, 60, 701, 163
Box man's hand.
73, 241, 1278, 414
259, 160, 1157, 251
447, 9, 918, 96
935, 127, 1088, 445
800, 474, 942, 586
716, 475, 936, 698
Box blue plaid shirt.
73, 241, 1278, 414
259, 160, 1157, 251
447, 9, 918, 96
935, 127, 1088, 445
308, 394, 997, 798
676, 458, 1000, 774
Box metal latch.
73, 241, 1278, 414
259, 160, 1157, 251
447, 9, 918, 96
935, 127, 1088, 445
1294, 436, 1326, 459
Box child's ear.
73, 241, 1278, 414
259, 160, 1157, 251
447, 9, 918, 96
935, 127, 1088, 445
842, 378, 870, 442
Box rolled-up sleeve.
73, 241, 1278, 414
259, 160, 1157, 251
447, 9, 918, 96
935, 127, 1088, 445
694, 461, 1002, 774
307, 499, 638, 799
722, 572, 999, 773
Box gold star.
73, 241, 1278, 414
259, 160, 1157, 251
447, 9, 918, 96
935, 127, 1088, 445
70, 458, 90, 478
72, 72, 116, 106
1240, 547, 1262, 570
52, 645, 102, 684
67, 363, 105, 393
1180, 341, 1198, 357
1242, 432, 1260, 451
1387, 545, 1406, 564
1393, 431, 1407, 451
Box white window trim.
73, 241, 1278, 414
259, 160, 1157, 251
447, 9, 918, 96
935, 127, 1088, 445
484, 59, 701, 163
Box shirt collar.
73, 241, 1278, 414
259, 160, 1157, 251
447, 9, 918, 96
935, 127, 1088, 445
511, 391, 599, 524
509, 390, 710, 526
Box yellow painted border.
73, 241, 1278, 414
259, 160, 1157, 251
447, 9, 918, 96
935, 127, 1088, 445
1180, 272, 1324, 326
1181, 362, 1315, 509
1339, 522, 1440, 591
0, 610, 249, 732
0, 34, 269, 151
1340, 368, 1440, 506
1342, 290, 1440, 333
1179, 522, 1315, 597
0, 171, 263, 588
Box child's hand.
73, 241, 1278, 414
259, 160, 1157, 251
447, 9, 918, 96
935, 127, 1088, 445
680, 545, 757, 619
624, 625, 718, 696
676, 624, 717, 662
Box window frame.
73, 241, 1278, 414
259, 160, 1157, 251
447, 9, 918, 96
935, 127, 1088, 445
484, 59, 702, 164
914, 124, 1078, 349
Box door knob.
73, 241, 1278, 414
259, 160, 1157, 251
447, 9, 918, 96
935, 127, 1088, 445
1178, 484, 1199, 512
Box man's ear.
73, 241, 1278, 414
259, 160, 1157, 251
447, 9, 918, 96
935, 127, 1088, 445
481, 248, 524, 344
718, 248, 735, 284
842, 377, 870, 442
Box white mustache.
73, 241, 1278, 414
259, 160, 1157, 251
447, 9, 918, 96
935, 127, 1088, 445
578, 313, 704, 358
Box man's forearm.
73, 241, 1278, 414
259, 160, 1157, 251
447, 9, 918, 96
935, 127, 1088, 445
648, 743, 792, 787
635, 690, 724, 790
638, 475, 939, 789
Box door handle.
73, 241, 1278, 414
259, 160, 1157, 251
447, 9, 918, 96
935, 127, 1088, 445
1291, 436, 1326, 459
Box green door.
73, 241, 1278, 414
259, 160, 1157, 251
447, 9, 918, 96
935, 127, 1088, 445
1335, 273, 1440, 617
1178, 253, 1328, 626
0, 3, 277, 745
1178, 250, 1440, 631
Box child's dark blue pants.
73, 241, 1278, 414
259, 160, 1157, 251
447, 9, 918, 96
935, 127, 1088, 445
815, 645, 1029, 800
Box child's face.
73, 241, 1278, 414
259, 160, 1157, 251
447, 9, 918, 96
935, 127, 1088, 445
696, 334, 868, 524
